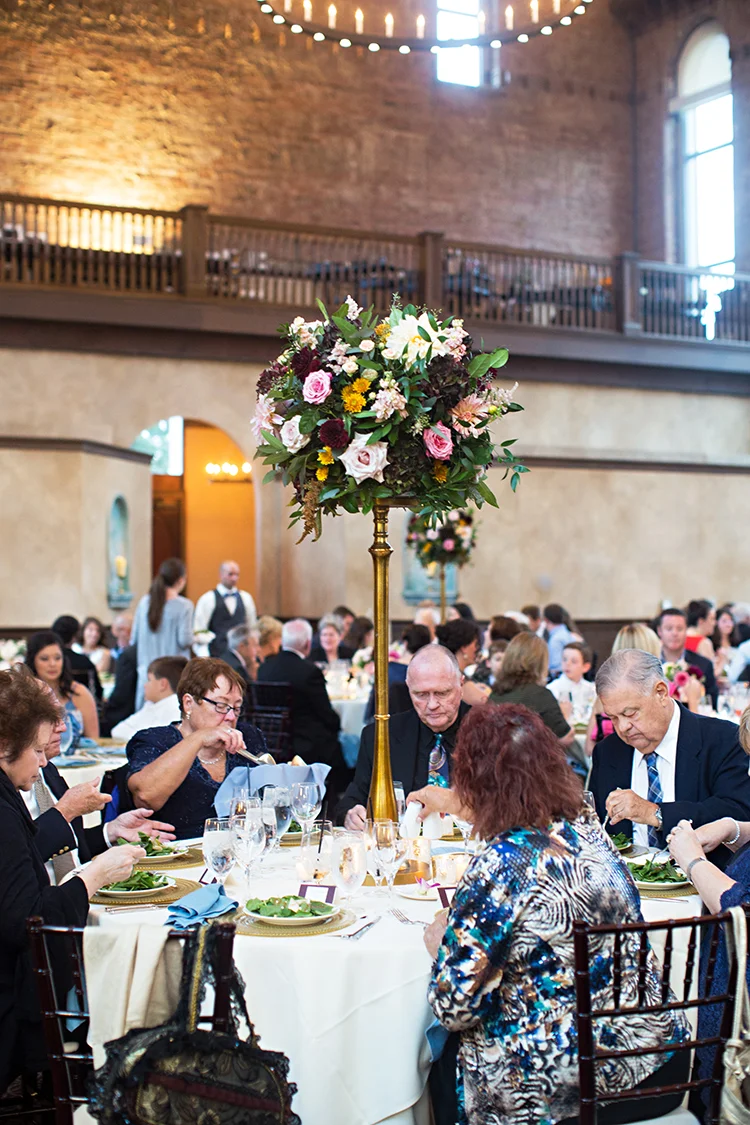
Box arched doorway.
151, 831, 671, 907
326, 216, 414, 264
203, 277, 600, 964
131, 417, 256, 604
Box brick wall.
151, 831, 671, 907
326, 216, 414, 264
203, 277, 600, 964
0, 0, 634, 255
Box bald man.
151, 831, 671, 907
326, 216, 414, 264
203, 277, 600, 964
335, 645, 470, 829
193, 560, 257, 657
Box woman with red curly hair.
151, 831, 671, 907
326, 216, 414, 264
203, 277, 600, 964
425, 703, 688, 1125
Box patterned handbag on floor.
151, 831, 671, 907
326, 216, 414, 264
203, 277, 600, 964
721, 906, 750, 1125
87, 923, 301, 1125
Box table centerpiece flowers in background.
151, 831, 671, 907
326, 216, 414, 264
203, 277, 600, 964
0, 639, 26, 671
406, 508, 477, 619
252, 295, 525, 824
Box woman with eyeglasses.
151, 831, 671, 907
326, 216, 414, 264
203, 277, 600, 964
126, 658, 267, 838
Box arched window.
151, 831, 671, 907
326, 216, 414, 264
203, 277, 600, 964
676, 22, 734, 272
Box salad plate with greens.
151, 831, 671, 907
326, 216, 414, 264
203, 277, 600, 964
98, 871, 175, 897
117, 832, 188, 863
244, 894, 339, 927
609, 832, 633, 854
626, 856, 689, 890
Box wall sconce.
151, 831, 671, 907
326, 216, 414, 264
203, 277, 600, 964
205, 461, 254, 483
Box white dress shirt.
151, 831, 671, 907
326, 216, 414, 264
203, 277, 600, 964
21, 779, 79, 885
629, 700, 680, 847
548, 674, 597, 716
193, 585, 258, 635
726, 638, 750, 683
111, 693, 181, 742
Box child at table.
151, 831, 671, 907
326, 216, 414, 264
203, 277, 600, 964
548, 642, 596, 723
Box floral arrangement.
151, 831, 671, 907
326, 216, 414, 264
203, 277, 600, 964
252, 296, 525, 539
407, 509, 476, 569
351, 646, 375, 676
663, 660, 705, 698
0, 639, 26, 670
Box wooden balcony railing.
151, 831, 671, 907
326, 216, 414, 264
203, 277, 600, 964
1, 192, 748, 348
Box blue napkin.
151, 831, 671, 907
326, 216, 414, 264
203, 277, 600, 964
166, 884, 238, 931
214, 763, 331, 816
425, 1017, 450, 1061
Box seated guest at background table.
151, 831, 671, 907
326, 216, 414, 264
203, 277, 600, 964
713, 603, 740, 680
585, 623, 661, 756
521, 603, 545, 636
435, 619, 491, 707
473, 616, 522, 685
425, 703, 689, 1125
684, 598, 716, 661
193, 559, 257, 658
364, 624, 432, 723
543, 603, 580, 676
219, 623, 259, 686
127, 657, 265, 839
99, 643, 137, 737
548, 641, 596, 720
332, 604, 355, 637
108, 611, 133, 665
342, 615, 374, 657
51, 615, 103, 701
110, 655, 187, 742
414, 605, 440, 641
25, 631, 99, 750
446, 602, 475, 623
338, 645, 470, 830
489, 633, 575, 748
309, 614, 355, 665
0, 670, 144, 1095
256, 615, 283, 664
132, 557, 194, 709
258, 619, 346, 778
656, 606, 718, 707
72, 615, 112, 676
25, 681, 174, 883
590, 649, 750, 862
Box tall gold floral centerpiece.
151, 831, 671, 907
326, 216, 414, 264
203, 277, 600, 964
252, 296, 525, 820
407, 509, 477, 621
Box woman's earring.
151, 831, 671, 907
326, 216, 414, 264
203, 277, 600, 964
187, 711, 192, 719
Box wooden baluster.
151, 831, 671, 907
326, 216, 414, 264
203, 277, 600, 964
637, 930, 649, 1006
180, 204, 209, 298
612, 930, 622, 1009
573, 921, 596, 1125
661, 927, 673, 1004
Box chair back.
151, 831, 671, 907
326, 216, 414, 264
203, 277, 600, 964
247, 683, 294, 762
100, 763, 135, 821
573, 908, 740, 1124
26, 919, 238, 1125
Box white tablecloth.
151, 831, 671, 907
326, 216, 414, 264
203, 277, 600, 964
330, 696, 370, 739
57, 758, 128, 790
90, 846, 436, 1125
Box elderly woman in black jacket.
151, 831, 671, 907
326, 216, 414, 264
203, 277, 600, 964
0, 670, 144, 1094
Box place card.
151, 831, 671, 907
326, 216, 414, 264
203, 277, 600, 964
298, 882, 337, 904
437, 886, 457, 909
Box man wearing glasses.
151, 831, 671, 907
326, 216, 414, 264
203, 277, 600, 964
127, 657, 266, 839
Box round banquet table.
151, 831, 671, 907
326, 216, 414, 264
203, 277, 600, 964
329, 693, 370, 740
89, 843, 436, 1125
57, 757, 128, 790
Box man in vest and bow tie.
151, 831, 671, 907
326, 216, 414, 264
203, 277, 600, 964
193, 560, 257, 657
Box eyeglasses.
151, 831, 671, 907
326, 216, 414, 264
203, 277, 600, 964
200, 696, 242, 717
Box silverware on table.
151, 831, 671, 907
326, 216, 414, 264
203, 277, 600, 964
104, 904, 163, 914
335, 916, 381, 941
390, 908, 427, 928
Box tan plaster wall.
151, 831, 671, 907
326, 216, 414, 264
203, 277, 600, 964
2, 345, 749, 624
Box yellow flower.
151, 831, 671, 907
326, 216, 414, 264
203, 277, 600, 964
351, 377, 370, 394
375, 323, 391, 341
432, 462, 448, 483
342, 386, 366, 413
316, 465, 329, 481
317, 446, 334, 465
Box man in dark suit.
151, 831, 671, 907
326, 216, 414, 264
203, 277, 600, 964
52, 614, 103, 702
99, 643, 137, 735
257, 618, 345, 773
220, 623, 259, 686
656, 607, 718, 706
336, 645, 470, 830
590, 649, 750, 868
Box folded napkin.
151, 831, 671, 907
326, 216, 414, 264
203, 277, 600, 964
166, 883, 238, 931
214, 763, 331, 815
400, 801, 448, 840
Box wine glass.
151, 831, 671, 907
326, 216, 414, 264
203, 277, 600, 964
582, 790, 597, 814
453, 816, 474, 850
291, 781, 322, 835
372, 819, 408, 904
263, 786, 292, 850
203, 817, 236, 884
231, 812, 265, 890
393, 782, 406, 825
364, 819, 387, 896
229, 789, 256, 819
260, 804, 278, 860
333, 829, 368, 901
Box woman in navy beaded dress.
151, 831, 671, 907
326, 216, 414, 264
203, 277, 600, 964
126, 657, 266, 839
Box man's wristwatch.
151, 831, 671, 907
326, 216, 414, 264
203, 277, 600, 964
653, 805, 663, 831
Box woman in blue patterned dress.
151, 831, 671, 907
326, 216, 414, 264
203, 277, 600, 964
426, 703, 688, 1125
24, 631, 98, 750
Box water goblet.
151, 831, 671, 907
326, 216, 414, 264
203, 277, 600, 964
291, 781, 322, 835
229, 789, 256, 819
231, 812, 265, 891
333, 829, 368, 902
263, 786, 292, 850
372, 819, 408, 904
203, 817, 236, 884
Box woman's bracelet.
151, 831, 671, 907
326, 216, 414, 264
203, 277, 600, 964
686, 857, 708, 878
724, 818, 742, 847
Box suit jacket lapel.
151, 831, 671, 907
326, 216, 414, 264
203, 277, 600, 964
673, 704, 701, 803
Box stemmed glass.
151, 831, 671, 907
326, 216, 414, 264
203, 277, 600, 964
298, 821, 334, 881
364, 819, 387, 897
372, 819, 408, 904
333, 829, 368, 902
229, 789, 254, 819
231, 811, 266, 890
203, 817, 236, 884
262, 786, 292, 851
393, 782, 406, 826
292, 782, 322, 838
453, 816, 474, 851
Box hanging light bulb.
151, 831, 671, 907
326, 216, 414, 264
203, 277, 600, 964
504, 4, 513, 29
355, 7, 363, 31
416, 12, 425, 36
529, 0, 538, 22
385, 11, 394, 35
328, 3, 336, 27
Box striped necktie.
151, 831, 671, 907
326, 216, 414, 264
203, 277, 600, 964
33, 779, 77, 882
645, 753, 663, 849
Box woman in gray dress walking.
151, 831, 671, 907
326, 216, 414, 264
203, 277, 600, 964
132, 558, 194, 707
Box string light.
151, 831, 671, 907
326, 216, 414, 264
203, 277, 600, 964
560, 13, 571, 22
313, 29, 325, 38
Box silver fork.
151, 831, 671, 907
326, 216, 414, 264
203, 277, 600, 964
391, 908, 427, 928
335, 917, 381, 941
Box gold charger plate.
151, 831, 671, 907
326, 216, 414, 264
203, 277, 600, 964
638, 884, 694, 900
135, 846, 204, 871
235, 907, 356, 938
90, 876, 201, 906
280, 832, 303, 848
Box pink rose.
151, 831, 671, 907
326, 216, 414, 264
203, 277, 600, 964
339, 432, 389, 484
302, 370, 332, 404
423, 422, 453, 461
673, 670, 690, 688
443, 539, 455, 551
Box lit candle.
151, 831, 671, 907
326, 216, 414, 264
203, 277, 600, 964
504, 4, 513, 29
385, 11, 393, 35
416, 12, 425, 36
303, 0, 312, 19
328, 3, 336, 26
478, 8, 485, 33
530, 0, 538, 21
355, 7, 363, 31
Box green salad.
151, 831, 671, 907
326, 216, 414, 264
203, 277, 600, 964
116, 831, 176, 856
287, 820, 303, 834
246, 894, 334, 918
103, 871, 170, 892
626, 858, 686, 884
610, 832, 632, 852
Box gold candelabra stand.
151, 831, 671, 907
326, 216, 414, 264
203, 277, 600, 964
366, 498, 400, 822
